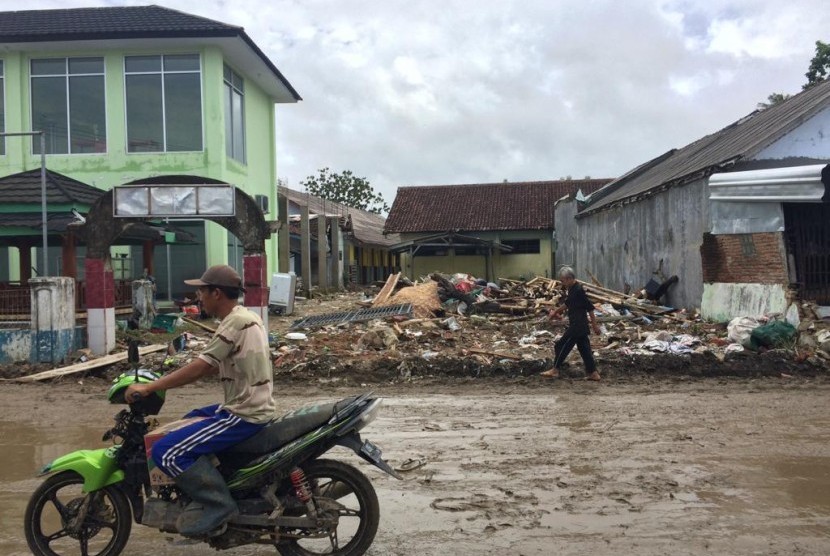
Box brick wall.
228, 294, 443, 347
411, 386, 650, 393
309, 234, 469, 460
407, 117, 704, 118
700, 232, 789, 284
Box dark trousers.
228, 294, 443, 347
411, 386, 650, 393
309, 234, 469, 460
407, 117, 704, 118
553, 327, 597, 372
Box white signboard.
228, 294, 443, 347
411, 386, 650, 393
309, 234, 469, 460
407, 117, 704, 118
113, 185, 235, 217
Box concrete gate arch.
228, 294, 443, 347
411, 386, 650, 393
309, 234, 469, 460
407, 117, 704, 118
78, 175, 274, 354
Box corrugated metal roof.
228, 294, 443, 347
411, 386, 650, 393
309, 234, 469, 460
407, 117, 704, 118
384, 179, 612, 233
280, 187, 400, 248
584, 78, 830, 214
0, 169, 104, 205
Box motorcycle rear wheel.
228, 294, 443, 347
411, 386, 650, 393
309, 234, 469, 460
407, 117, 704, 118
24, 471, 132, 556
278, 459, 379, 556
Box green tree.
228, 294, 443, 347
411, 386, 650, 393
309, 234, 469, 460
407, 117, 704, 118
758, 92, 791, 109
300, 168, 390, 214
804, 40, 830, 89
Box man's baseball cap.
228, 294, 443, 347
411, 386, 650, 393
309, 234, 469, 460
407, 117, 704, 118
184, 265, 245, 291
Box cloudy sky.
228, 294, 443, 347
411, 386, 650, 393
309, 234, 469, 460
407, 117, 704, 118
18, 0, 830, 207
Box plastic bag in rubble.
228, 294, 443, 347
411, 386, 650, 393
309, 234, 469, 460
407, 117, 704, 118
598, 303, 620, 317
727, 317, 763, 347
749, 320, 797, 351
442, 317, 462, 331
644, 331, 673, 343
519, 330, 553, 346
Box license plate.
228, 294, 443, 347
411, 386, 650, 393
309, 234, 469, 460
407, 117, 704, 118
360, 440, 384, 463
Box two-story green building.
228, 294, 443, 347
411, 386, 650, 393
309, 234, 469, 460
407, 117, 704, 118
0, 5, 300, 298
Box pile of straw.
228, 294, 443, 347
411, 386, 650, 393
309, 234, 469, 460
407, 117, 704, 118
376, 280, 442, 318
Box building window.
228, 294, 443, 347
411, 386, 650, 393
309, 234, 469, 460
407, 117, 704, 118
503, 239, 540, 254
0, 60, 4, 156
30, 57, 106, 154
416, 246, 447, 256
454, 246, 483, 256
125, 54, 202, 152
223, 64, 245, 163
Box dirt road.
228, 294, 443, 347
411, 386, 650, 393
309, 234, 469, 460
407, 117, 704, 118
2, 375, 829, 555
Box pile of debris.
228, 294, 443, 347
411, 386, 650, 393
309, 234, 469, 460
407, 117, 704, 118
271, 272, 829, 380
6, 272, 825, 383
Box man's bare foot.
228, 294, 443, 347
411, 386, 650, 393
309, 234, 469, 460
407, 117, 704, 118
540, 368, 559, 378
586, 371, 601, 381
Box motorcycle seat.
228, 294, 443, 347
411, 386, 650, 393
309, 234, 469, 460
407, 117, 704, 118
219, 396, 360, 466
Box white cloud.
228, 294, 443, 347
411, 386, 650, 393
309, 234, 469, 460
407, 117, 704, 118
15, 0, 830, 204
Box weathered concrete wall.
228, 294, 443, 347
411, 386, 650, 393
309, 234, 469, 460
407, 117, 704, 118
0, 325, 86, 364
556, 178, 709, 309
701, 283, 790, 322
30, 277, 76, 364
0, 328, 31, 363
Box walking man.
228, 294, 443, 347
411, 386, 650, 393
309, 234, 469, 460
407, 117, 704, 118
541, 266, 601, 381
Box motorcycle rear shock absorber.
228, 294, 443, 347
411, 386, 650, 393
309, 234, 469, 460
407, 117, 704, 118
290, 467, 318, 516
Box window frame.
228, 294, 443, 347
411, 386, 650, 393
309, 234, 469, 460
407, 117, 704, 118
0, 60, 5, 156
123, 53, 204, 154
29, 56, 107, 155
502, 239, 541, 255
223, 63, 246, 164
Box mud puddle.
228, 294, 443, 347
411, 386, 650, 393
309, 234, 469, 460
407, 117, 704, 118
1, 378, 829, 555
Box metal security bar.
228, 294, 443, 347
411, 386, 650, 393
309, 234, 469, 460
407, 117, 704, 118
784, 203, 830, 304
290, 303, 413, 330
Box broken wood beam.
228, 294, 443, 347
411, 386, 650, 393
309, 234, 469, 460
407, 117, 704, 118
371, 272, 401, 306
10, 344, 169, 383
181, 316, 216, 334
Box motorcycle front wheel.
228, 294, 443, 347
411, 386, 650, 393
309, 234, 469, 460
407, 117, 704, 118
24, 471, 132, 556
278, 459, 380, 556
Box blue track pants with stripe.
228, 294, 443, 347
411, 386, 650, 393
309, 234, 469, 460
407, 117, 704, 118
151, 404, 265, 477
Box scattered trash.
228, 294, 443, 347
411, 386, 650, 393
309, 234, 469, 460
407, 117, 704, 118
749, 320, 797, 351
395, 458, 428, 472
442, 317, 462, 331
285, 332, 309, 341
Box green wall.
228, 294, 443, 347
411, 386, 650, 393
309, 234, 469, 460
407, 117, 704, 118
402, 230, 554, 281
1, 44, 280, 276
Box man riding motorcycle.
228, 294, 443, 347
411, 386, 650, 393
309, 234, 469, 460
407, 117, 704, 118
126, 264, 275, 538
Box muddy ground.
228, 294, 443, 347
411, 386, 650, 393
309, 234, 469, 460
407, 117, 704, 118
1, 375, 829, 556
1, 292, 829, 554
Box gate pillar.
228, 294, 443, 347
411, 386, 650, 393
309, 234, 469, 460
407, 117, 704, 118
243, 253, 269, 330
85, 257, 116, 355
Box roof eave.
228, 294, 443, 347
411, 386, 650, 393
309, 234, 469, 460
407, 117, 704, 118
0, 31, 301, 103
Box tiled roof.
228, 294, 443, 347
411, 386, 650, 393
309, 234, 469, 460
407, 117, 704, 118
0, 169, 105, 205
584, 78, 830, 213
383, 179, 611, 233
280, 187, 400, 248
0, 5, 301, 101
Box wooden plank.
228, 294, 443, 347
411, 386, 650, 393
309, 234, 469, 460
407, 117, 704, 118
372, 272, 401, 305
181, 316, 216, 334
10, 344, 168, 383
586, 269, 604, 288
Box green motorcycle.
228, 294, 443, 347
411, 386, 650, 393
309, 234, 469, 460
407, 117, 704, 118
23, 348, 400, 556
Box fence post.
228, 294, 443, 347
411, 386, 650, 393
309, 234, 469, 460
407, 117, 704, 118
29, 277, 76, 364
